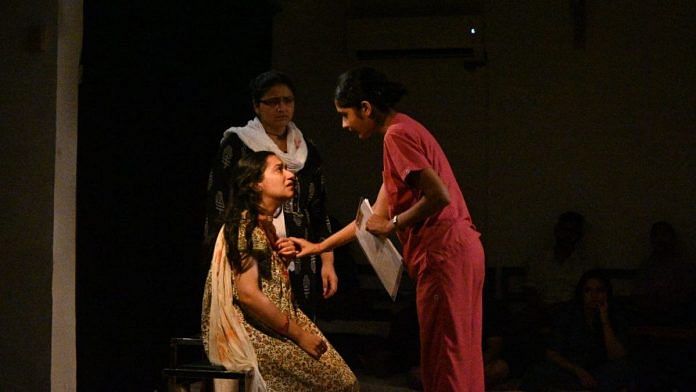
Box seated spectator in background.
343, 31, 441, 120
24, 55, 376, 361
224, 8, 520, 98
525, 211, 595, 307
627, 221, 696, 390
630, 221, 696, 326
521, 211, 597, 343
522, 269, 635, 391
483, 297, 521, 390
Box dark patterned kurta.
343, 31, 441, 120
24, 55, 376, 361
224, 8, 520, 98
202, 219, 358, 391
205, 132, 332, 320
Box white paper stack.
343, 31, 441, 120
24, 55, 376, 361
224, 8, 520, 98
355, 198, 404, 301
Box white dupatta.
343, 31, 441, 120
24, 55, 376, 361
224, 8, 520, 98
222, 117, 308, 173
204, 227, 267, 392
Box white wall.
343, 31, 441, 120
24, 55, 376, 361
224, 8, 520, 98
271, 0, 695, 269
271, 1, 490, 228
0, 0, 80, 390
52, 1, 81, 390
484, 0, 695, 267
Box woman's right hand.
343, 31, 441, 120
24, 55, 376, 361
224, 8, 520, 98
288, 237, 322, 258
574, 367, 597, 389
598, 299, 610, 324
295, 330, 328, 360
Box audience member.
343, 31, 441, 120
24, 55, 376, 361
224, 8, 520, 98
482, 297, 514, 390
627, 221, 696, 390
525, 211, 594, 307
522, 269, 635, 391
630, 221, 696, 326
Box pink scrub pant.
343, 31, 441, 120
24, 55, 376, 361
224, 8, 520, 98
407, 222, 485, 392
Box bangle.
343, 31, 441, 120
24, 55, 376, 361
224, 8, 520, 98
277, 314, 290, 335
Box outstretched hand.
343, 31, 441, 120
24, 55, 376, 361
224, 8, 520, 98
275, 237, 298, 259
288, 237, 322, 258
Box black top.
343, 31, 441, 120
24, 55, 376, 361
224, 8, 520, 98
204, 131, 332, 319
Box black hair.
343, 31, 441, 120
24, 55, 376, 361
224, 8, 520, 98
558, 211, 585, 228
574, 268, 613, 305
334, 67, 407, 112
249, 70, 296, 104
650, 221, 675, 238
223, 151, 276, 276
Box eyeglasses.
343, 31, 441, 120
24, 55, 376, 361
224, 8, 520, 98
258, 96, 295, 107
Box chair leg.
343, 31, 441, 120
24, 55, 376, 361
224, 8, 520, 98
168, 376, 176, 392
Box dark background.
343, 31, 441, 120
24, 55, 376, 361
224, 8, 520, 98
2, 1, 694, 391
77, 2, 277, 389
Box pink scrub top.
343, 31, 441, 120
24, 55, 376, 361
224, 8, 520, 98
383, 113, 485, 391
382, 113, 479, 278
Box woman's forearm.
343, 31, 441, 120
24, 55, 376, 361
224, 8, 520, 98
317, 221, 357, 253
547, 349, 582, 374
319, 250, 334, 265
237, 288, 304, 341
235, 261, 305, 341
235, 258, 327, 359
601, 322, 627, 359
397, 192, 447, 229
394, 168, 450, 229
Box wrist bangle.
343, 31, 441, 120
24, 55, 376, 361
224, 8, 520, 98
391, 214, 399, 229
277, 314, 290, 335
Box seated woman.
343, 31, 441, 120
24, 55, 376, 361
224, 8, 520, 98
522, 269, 635, 391
201, 151, 358, 391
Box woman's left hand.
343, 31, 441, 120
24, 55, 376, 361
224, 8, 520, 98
366, 214, 395, 237
321, 262, 338, 298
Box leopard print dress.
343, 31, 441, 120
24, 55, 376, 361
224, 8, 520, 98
205, 219, 358, 392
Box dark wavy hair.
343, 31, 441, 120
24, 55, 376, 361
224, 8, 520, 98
574, 268, 614, 307
249, 70, 296, 105
334, 67, 407, 112
573, 268, 623, 334
223, 151, 276, 276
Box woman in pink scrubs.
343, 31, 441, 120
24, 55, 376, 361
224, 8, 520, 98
291, 67, 485, 391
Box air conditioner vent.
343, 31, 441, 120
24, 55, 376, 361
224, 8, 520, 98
347, 15, 485, 64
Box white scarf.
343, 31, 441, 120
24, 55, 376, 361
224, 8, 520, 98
223, 117, 308, 173
206, 228, 267, 392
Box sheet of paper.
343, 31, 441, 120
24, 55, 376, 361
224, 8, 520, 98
355, 198, 403, 301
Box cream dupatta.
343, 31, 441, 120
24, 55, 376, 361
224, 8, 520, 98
202, 227, 267, 392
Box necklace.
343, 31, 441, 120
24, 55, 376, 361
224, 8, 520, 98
258, 213, 274, 222
258, 207, 282, 220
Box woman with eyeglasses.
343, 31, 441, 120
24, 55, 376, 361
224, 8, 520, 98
205, 71, 338, 322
